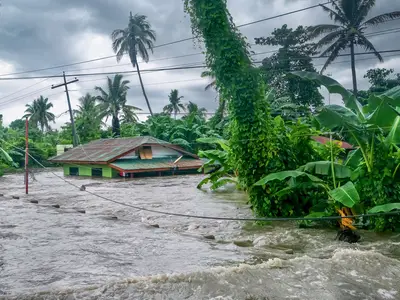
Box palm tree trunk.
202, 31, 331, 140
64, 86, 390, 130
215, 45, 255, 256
350, 41, 358, 96
174, 110, 177, 120
112, 115, 120, 137
135, 62, 153, 116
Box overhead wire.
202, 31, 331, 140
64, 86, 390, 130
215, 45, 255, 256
4, 23, 397, 80
7, 142, 399, 222
1, 49, 400, 82
0, 0, 336, 78
1, 51, 399, 110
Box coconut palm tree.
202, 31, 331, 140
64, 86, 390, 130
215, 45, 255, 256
309, 0, 400, 95
163, 89, 185, 119
95, 74, 140, 137
121, 103, 142, 124
23, 96, 55, 132
186, 101, 207, 119
73, 93, 103, 142
111, 13, 156, 116
201, 70, 227, 120
200, 70, 216, 91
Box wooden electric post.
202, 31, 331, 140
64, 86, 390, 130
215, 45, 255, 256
52, 72, 79, 147
25, 117, 29, 194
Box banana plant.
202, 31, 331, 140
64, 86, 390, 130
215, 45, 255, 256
253, 161, 360, 210
290, 71, 400, 174
0, 146, 13, 164
196, 137, 240, 190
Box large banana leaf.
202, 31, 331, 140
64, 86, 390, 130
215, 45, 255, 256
0, 147, 13, 163
315, 105, 361, 130
289, 71, 364, 117
196, 137, 230, 151
198, 149, 228, 161
210, 177, 239, 190
364, 94, 400, 128
275, 182, 327, 197
368, 203, 400, 213
170, 138, 192, 150
345, 149, 363, 168
254, 170, 323, 186
382, 86, 400, 99
384, 115, 400, 147
328, 181, 360, 208
316, 105, 371, 171
297, 161, 352, 179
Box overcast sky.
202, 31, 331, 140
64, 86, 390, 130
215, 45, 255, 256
0, 0, 399, 127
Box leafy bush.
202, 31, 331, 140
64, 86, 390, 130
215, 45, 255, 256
289, 71, 400, 231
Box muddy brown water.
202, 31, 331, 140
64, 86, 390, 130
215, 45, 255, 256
0, 170, 399, 299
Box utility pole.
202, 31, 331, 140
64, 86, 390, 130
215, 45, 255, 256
25, 117, 29, 195
52, 72, 79, 147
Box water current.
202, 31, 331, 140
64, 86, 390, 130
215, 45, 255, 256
0, 170, 399, 299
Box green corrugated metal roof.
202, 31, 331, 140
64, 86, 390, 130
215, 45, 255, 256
49, 136, 197, 163
110, 158, 203, 171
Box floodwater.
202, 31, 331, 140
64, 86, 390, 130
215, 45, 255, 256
0, 170, 399, 300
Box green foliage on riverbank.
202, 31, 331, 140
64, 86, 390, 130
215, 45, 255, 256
184, 0, 400, 231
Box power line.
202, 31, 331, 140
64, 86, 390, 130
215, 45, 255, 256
0, 91, 64, 109
1, 49, 399, 81
0, 86, 51, 107
9, 143, 399, 222
64, 26, 400, 74
0, 1, 335, 78
0, 78, 51, 103
1, 51, 399, 110
237, 0, 334, 28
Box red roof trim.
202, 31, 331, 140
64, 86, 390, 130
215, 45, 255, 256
311, 136, 354, 149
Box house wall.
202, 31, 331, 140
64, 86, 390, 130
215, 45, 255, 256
63, 164, 117, 178
118, 149, 138, 160
63, 165, 70, 175
118, 145, 181, 159
151, 145, 180, 158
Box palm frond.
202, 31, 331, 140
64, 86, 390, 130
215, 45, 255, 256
314, 30, 344, 49
340, 0, 359, 23
356, 0, 376, 24
204, 81, 216, 91
125, 105, 142, 111
308, 24, 342, 39
137, 40, 149, 62
362, 11, 400, 26
356, 35, 383, 62
320, 4, 348, 24
320, 40, 347, 73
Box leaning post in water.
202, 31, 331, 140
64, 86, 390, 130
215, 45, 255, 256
25, 117, 29, 194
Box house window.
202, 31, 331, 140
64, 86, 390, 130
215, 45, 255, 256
70, 167, 79, 176
139, 146, 153, 159
92, 168, 103, 177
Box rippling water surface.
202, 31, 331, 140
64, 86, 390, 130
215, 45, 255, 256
0, 170, 399, 299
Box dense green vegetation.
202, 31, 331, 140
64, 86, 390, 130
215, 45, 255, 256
1, 0, 400, 232
183, 0, 400, 231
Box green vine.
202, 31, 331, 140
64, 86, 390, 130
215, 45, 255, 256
184, 0, 283, 215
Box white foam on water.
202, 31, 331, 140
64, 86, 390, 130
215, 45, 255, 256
377, 289, 398, 299
5, 250, 399, 300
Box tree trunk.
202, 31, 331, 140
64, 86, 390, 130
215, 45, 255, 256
350, 41, 358, 96
174, 110, 177, 120
136, 62, 153, 116
112, 115, 120, 137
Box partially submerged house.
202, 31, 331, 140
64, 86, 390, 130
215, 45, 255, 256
49, 136, 204, 178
